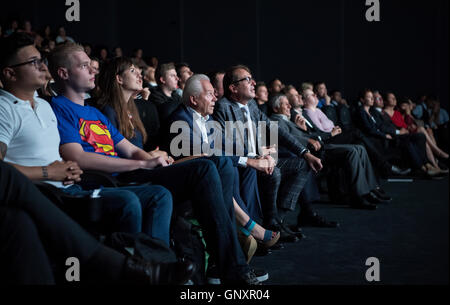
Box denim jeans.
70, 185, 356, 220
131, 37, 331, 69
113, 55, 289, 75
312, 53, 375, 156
63, 184, 172, 246
117, 158, 250, 281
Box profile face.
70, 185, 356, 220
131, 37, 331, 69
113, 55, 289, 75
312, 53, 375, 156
303, 89, 318, 107
386, 93, 397, 107
162, 68, 179, 91
374, 92, 384, 108
363, 91, 374, 107
287, 88, 303, 107
232, 68, 256, 101
67, 51, 96, 91
179, 66, 193, 84
317, 83, 327, 97
278, 96, 292, 118
256, 85, 268, 103
6, 45, 48, 89
194, 80, 217, 117
119, 64, 143, 92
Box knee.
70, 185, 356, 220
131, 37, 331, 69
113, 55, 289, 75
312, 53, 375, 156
113, 191, 142, 217
151, 186, 173, 211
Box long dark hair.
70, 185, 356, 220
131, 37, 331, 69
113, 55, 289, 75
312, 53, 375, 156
97, 57, 147, 143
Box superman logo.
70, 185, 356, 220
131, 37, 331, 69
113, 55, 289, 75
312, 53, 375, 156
79, 119, 118, 156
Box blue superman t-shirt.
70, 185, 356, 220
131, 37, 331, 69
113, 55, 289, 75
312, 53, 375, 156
51, 95, 124, 157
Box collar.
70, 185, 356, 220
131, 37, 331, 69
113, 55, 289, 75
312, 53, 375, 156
0, 89, 40, 108
187, 106, 209, 122
272, 113, 289, 121
375, 107, 383, 113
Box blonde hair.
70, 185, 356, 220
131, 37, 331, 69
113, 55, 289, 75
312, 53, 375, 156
47, 42, 85, 82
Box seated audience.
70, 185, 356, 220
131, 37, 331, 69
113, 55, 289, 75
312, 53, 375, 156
47, 44, 262, 285
0, 33, 173, 245
269, 94, 390, 210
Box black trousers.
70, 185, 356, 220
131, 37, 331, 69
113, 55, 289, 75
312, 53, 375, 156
0, 161, 102, 284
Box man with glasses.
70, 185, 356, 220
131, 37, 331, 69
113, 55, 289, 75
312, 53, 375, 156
213, 65, 338, 241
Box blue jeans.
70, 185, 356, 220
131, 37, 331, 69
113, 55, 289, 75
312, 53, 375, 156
63, 184, 172, 245
117, 158, 250, 282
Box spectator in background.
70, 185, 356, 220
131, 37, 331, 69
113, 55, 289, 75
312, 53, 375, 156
4, 20, 19, 37
99, 47, 108, 63
150, 62, 182, 123
55, 26, 75, 44
208, 70, 225, 100
83, 43, 93, 57
300, 82, 313, 93
143, 66, 158, 90
19, 20, 34, 36
149, 56, 158, 68
42, 25, 53, 41
41, 39, 56, 53
255, 82, 269, 115
132, 48, 148, 70
174, 62, 193, 97
397, 99, 448, 173
314, 81, 331, 109
114, 46, 123, 58
267, 78, 283, 97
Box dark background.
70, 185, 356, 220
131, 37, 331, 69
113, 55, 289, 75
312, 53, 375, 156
1, 0, 448, 106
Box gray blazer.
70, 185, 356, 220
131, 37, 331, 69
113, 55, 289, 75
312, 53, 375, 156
213, 97, 307, 157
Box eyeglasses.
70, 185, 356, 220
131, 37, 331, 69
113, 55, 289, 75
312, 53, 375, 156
8, 58, 46, 69
232, 76, 254, 85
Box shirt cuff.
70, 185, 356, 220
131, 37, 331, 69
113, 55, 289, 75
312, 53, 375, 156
238, 157, 248, 167
396, 130, 400, 135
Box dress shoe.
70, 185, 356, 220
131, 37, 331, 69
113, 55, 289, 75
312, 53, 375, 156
297, 213, 339, 228
122, 256, 195, 285
364, 192, 390, 204
279, 231, 299, 243
288, 225, 307, 239
371, 188, 392, 201
349, 196, 377, 210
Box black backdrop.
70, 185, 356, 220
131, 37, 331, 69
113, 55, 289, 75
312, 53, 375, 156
1, 0, 448, 105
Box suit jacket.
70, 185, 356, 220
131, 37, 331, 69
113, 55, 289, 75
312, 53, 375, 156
270, 114, 312, 157
370, 107, 398, 136
167, 104, 240, 165
213, 97, 307, 164
356, 107, 386, 139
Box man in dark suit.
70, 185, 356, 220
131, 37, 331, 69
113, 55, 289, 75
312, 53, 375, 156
213, 65, 337, 233
269, 94, 389, 210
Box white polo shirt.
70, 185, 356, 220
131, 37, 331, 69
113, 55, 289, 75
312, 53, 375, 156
0, 89, 63, 187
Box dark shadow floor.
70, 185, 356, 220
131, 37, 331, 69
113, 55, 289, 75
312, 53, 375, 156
250, 177, 449, 285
